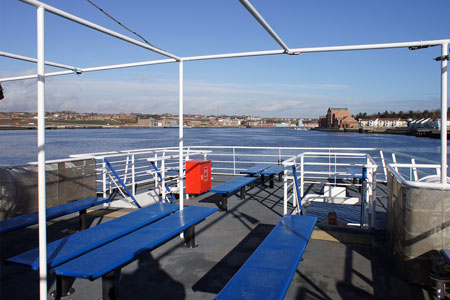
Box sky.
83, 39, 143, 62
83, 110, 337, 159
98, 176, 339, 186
0, 0, 449, 118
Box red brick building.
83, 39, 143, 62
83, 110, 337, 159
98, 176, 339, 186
318, 108, 360, 128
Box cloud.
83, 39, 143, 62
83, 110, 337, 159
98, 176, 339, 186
0, 73, 443, 118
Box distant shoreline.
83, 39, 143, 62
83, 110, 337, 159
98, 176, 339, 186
313, 127, 448, 139
0, 125, 447, 139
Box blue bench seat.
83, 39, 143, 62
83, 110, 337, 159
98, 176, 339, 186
261, 165, 285, 188
0, 196, 112, 234
7, 202, 179, 270
52, 206, 217, 300
240, 164, 272, 176
216, 214, 317, 300
209, 177, 258, 211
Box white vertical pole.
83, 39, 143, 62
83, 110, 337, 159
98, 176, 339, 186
179, 61, 184, 210
37, 6, 48, 300
440, 43, 448, 186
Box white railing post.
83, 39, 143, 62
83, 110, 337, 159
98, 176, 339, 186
300, 155, 304, 197
161, 158, 166, 202
283, 164, 288, 215
102, 160, 107, 198
131, 154, 135, 196
379, 150, 387, 182
440, 42, 448, 186
124, 155, 129, 184
392, 153, 398, 172
233, 147, 236, 175
411, 158, 418, 181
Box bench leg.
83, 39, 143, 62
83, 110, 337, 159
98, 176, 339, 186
184, 226, 198, 248
278, 173, 282, 181
79, 209, 87, 231
220, 194, 228, 211
240, 186, 246, 200
260, 174, 265, 184
269, 175, 274, 188
102, 269, 121, 300
52, 275, 74, 299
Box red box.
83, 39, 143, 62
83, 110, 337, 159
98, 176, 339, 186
186, 159, 211, 194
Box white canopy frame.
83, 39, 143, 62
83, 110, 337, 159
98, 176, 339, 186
0, 0, 449, 299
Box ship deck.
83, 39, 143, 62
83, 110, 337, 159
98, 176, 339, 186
0, 175, 440, 300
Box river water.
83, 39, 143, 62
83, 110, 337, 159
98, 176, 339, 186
0, 128, 447, 224
0, 128, 446, 166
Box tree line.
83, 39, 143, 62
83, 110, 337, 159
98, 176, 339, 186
353, 109, 449, 120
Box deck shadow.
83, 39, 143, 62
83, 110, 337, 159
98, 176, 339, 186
192, 223, 274, 294
0, 208, 119, 299
118, 253, 185, 300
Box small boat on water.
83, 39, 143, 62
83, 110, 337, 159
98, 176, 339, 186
0, 1, 449, 299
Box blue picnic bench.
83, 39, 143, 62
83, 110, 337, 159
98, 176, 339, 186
50, 205, 217, 300
0, 196, 112, 234
240, 164, 272, 176
7, 202, 179, 270
209, 176, 258, 211
216, 214, 317, 300
261, 165, 285, 188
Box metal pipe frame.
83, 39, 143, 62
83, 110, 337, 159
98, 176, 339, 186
3, 40, 450, 82
36, 6, 47, 300
440, 43, 448, 186
0, 51, 76, 70
19, 0, 181, 61
178, 61, 184, 211
238, 0, 290, 53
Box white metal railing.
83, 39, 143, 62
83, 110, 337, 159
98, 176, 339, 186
282, 151, 378, 229
386, 163, 450, 190
70, 148, 210, 203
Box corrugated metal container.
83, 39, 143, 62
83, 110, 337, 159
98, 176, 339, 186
386, 171, 450, 284
0, 158, 97, 220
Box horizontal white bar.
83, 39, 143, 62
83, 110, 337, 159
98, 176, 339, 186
20, 0, 181, 61
183, 49, 284, 61
291, 39, 450, 54
0, 51, 76, 70
81, 59, 176, 73
0, 70, 75, 82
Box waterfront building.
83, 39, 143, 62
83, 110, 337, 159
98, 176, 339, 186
318, 108, 359, 128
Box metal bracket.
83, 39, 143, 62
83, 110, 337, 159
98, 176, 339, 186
409, 45, 430, 50
434, 55, 450, 61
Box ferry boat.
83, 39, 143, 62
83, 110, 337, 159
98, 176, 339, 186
0, 1, 449, 299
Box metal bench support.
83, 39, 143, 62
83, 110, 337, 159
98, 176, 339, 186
184, 226, 198, 248
102, 269, 121, 300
